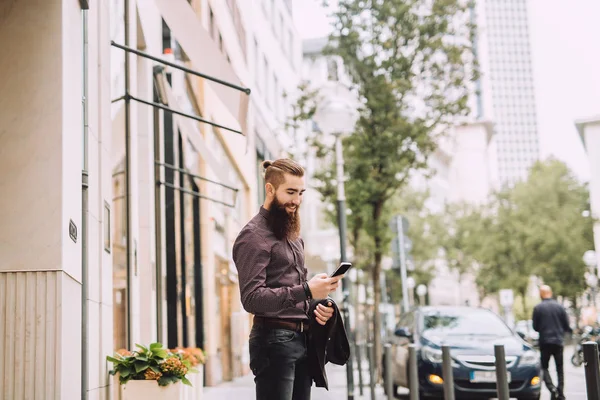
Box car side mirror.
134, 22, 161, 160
394, 327, 413, 339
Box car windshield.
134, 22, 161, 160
422, 309, 512, 337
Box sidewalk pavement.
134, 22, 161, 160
203, 346, 588, 400
203, 363, 387, 400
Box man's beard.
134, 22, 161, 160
267, 196, 301, 241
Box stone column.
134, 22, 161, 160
0, 1, 84, 398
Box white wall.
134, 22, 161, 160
0, 0, 112, 398
578, 119, 600, 268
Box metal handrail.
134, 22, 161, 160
127, 93, 243, 135
158, 181, 235, 208
110, 41, 251, 95
156, 161, 239, 192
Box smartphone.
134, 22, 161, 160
330, 262, 352, 277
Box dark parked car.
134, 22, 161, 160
386, 306, 541, 399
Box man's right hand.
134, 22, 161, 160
307, 273, 343, 300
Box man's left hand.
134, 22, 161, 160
314, 301, 335, 325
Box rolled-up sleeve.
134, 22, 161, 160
232, 229, 307, 314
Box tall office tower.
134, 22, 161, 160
477, 0, 540, 185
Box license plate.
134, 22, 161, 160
470, 370, 511, 383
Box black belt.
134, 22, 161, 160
253, 316, 310, 333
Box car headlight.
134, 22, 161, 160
520, 350, 540, 366
421, 346, 443, 364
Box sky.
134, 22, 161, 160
293, 0, 600, 183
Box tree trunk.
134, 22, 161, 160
372, 250, 383, 381
371, 203, 384, 381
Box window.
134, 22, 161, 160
256, 134, 270, 205
229, 0, 247, 63
209, 7, 215, 40
288, 29, 294, 62
254, 37, 260, 80
263, 56, 269, 98
104, 202, 111, 253
279, 13, 284, 41
273, 75, 279, 118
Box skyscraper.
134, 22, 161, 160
476, 0, 540, 185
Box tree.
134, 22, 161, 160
314, 0, 477, 373
474, 159, 595, 316
474, 190, 535, 313
514, 159, 594, 303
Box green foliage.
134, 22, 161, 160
383, 160, 595, 313
107, 343, 198, 387
474, 159, 595, 310
323, 0, 477, 269
295, 0, 477, 371
385, 189, 439, 303
512, 295, 539, 321
437, 202, 484, 280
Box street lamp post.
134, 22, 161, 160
334, 132, 356, 399
314, 95, 359, 400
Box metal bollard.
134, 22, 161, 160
442, 346, 455, 400
408, 345, 419, 400
384, 343, 393, 400
367, 343, 376, 400
494, 345, 510, 400
583, 341, 600, 400
355, 341, 364, 396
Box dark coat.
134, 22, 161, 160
532, 298, 572, 345
307, 298, 351, 389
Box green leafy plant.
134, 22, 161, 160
107, 343, 198, 387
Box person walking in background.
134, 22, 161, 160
532, 285, 572, 400
232, 158, 344, 400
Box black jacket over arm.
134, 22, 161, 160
307, 298, 351, 389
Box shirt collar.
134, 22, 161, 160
259, 206, 269, 219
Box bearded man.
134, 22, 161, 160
233, 158, 343, 400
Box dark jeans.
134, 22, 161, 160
249, 325, 312, 400
540, 343, 564, 399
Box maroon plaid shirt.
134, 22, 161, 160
232, 207, 309, 320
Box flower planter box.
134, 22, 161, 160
120, 380, 184, 400
182, 364, 204, 400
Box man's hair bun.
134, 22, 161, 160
262, 160, 273, 169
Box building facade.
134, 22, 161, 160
0, 0, 304, 398
475, 0, 540, 185
1, 1, 113, 398
193, 0, 303, 385
576, 117, 600, 274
